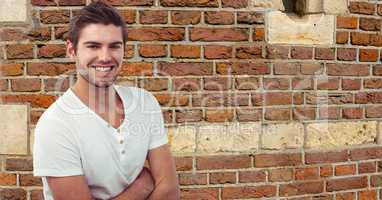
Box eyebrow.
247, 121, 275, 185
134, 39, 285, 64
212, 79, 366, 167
83, 41, 123, 46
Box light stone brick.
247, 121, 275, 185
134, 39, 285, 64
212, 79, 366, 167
30, 128, 35, 153
267, 11, 334, 45
252, 0, 285, 10
0, 0, 27, 22
198, 123, 260, 153
323, 0, 348, 14
0, 105, 28, 155
167, 126, 196, 153
306, 121, 377, 149
262, 123, 304, 150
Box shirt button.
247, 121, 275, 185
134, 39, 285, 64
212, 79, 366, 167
121, 150, 125, 154
119, 140, 124, 144
117, 128, 121, 133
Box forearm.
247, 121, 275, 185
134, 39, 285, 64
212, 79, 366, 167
111, 186, 151, 200
147, 184, 180, 200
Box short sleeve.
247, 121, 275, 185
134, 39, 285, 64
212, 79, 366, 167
143, 90, 168, 150
33, 117, 83, 177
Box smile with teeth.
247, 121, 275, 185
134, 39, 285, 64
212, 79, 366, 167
92, 65, 114, 72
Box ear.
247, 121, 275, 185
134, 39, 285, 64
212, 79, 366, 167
66, 40, 76, 59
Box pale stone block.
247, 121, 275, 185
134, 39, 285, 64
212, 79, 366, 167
262, 123, 304, 150
267, 11, 335, 45
198, 123, 260, 153
30, 128, 35, 153
0, 105, 29, 155
167, 126, 196, 153
323, 0, 348, 15
0, 0, 27, 22
306, 121, 377, 149
252, 0, 285, 10
305, 0, 323, 14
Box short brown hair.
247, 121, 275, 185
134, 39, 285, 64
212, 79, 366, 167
67, 1, 127, 50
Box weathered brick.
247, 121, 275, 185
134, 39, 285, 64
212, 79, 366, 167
335, 192, 355, 200
139, 78, 168, 91
32, 0, 56, 6
359, 48, 378, 62
203, 77, 231, 90
366, 106, 382, 118
38, 44, 66, 58
40, 10, 70, 24
263, 92, 292, 105
58, 0, 85, 5
120, 62, 153, 76
273, 63, 299, 75
28, 27, 51, 41
221, 0, 248, 8
371, 174, 382, 187
237, 12, 264, 24
292, 78, 313, 90
335, 164, 356, 176
265, 108, 291, 121
305, 150, 348, 164
139, 44, 166, 58
180, 188, 219, 200
238, 170, 266, 183
318, 107, 340, 119
291, 47, 313, 60
178, 173, 207, 185
351, 32, 370, 46
173, 78, 200, 91
253, 27, 265, 41
54, 26, 69, 40
336, 16, 358, 29
235, 77, 259, 90
266, 45, 289, 59
0, 173, 17, 186
175, 156, 193, 171
359, 190, 377, 200
315, 48, 335, 60
196, 155, 251, 170
204, 45, 232, 59
209, 172, 236, 184
139, 10, 167, 24
158, 62, 212, 76
342, 107, 363, 119
123, 0, 153, 6
190, 28, 248, 42
205, 11, 234, 25
327, 176, 368, 192
44, 78, 69, 92
374, 65, 382, 75
27, 62, 75, 76
300, 63, 323, 75
359, 17, 381, 31
264, 78, 289, 90
350, 147, 382, 161
0, 63, 23, 76
155, 94, 189, 107
171, 11, 201, 25
269, 168, 293, 182
175, 109, 202, 123
124, 45, 134, 58
370, 34, 382, 47
5, 157, 33, 171
327, 64, 369, 76
19, 174, 42, 186
118, 10, 136, 24
293, 107, 316, 120
316, 78, 339, 90
337, 48, 356, 61
254, 153, 301, 167
127, 28, 184, 41
171, 45, 200, 58
320, 165, 333, 177
0, 189, 27, 200
356, 92, 382, 104
222, 186, 276, 199
342, 79, 361, 90
336, 31, 349, 44
11, 79, 41, 92
236, 108, 262, 122
235, 46, 262, 59
6, 44, 33, 59
160, 0, 218, 7
295, 167, 319, 181
205, 109, 234, 122
280, 181, 324, 197
358, 162, 376, 174
365, 78, 382, 89
349, 2, 375, 15
0, 29, 27, 41
216, 62, 270, 75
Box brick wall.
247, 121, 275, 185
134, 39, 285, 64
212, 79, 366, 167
1, 0, 382, 199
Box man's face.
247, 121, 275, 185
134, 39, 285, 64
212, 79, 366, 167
67, 23, 124, 88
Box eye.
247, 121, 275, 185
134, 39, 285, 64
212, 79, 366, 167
110, 44, 122, 49
87, 45, 99, 49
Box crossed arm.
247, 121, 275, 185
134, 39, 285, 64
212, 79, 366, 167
47, 144, 179, 200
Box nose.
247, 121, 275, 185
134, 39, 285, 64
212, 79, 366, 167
98, 47, 112, 63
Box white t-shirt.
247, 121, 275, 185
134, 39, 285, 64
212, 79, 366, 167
33, 85, 168, 200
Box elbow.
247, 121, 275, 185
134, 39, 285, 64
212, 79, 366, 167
150, 184, 180, 200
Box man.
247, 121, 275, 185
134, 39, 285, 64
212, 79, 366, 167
33, 1, 179, 200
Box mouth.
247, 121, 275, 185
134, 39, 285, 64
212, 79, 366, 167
90, 64, 115, 72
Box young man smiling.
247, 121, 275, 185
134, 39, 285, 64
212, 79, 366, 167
33, 1, 179, 200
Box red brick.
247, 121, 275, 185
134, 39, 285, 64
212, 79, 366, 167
0, 63, 23, 76
236, 108, 262, 122
379, 4, 382, 16
158, 62, 212, 76
192, 93, 230, 107
40, 10, 70, 24
263, 92, 292, 105
190, 28, 248, 42
139, 78, 168, 91
320, 165, 333, 177
178, 173, 207, 185
209, 172, 236, 184
44, 78, 69, 92
351, 32, 370, 46
0, 189, 27, 200
366, 106, 382, 118
222, 186, 276, 199
335, 192, 355, 200
0, 29, 27, 41
316, 78, 339, 90
125, 44, 135, 58
337, 16, 358, 29
19, 174, 43, 186
30, 189, 44, 200
266, 45, 289, 59
237, 12, 264, 24
342, 107, 363, 119
6, 44, 33, 59
139, 44, 166, 58
54, 26, 69, 40
358, 162, 376, 174
295, 167, 319, 181
337, 48, 356, 61
238, 170, 266, 183
342, 79, 361, 90
305, 150, 348, 164
0, 80, 8, 91
315, 48, 335, 60
155, 94, 188, 107
5, 157, 33, 171
11, 79, 41, 92
327, 176, 368, 192
253, 27, 265, 41
171, 11, 201, 25
27, 62, 75, 76
335, 164, 356, 176
291, 47, 313, 59
359, 190, 377, 200
374, 64, 382, 75
173, 78, 200, 91
273, 62, 299, 75
264, 78, 289, 90
292, 78, 313, 90
280, 181, 324, 197
0, 173, 17, 186
365, 78, 382, 89
32, 0, 56, 5
336, 31, 349, 44
205, 109, 234, 122
123, 0, 153, 6
221, 0, 248, 8
235, 45, 262, 59
370, 34, 382, 47
254, 153, 301, 167
139, 10, 167, 24
127, 27, 184, 41
160, 0, 218, 7
205, 11, 234, 25
265, 108, 291, 120
300, 62, 323, 75
328, 93, 353, 105
196, 155, 251, 170
58, 0, 85, 5
350, 147, 382, 161
359, 17, 381, 31
356, 92, 382, 104
349, 2, 375, 15
120, 62, 153, 76
175, 156, 193, 171
1, 94, 56, 108
175, 109, 202, 123
371, 174, 382, 187
235, 77, 259, 90
180, 188, 218, 200
28, 27, 51, 41
318, 107, 340, 119
204, 45, 232, 59
216, 62, 269, 75
203, 77, 231, 90
327, 63, 369, 76
171, 45, 200, 58
293, 107, 316, 120
359, 49, 378, 62
118, 10, 136, 24
231, 93, 250, 106
269, 168, 293, 182
38, 44, 66, 58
